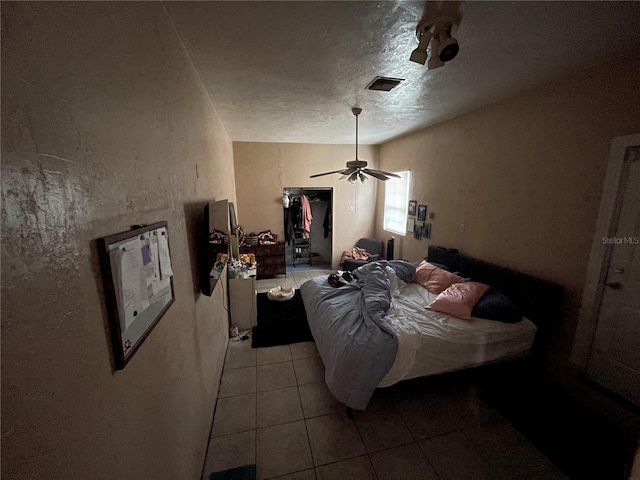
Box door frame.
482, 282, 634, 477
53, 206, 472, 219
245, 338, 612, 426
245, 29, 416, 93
282, 187, 333, 267
571, 133, 640, 370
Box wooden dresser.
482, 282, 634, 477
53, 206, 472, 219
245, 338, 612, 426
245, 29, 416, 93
239, 241, 286, 279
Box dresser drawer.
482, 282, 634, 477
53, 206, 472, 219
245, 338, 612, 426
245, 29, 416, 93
260, 264, 286, 277
263, 255, 285, 266
270, 243, 286, 254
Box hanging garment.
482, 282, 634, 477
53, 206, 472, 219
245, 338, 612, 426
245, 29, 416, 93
284, 207, 295, 245
290, 197, 302, 229
323, 203, 332, 238
300, 194, 313, 238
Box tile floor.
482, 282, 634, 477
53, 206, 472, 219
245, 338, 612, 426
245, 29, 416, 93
202, 271, 568, 480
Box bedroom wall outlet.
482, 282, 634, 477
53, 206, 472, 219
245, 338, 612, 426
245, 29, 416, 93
459, 223, 465, 233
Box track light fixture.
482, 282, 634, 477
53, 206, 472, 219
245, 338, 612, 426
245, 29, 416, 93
409, 16, 460, 70
428, 37, 445, 70
438, 29, 459, 62
409, 30, 432, 65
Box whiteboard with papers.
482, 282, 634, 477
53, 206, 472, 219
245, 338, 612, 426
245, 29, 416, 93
99, 222, 175, 369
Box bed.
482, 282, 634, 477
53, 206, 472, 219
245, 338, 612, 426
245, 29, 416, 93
299, 245, 563, 410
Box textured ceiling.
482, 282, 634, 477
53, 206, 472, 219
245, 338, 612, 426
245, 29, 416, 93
166, 1, 640, 145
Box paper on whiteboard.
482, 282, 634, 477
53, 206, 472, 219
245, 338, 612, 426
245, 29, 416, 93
109, 247, 126, 332
137, 236, 151, 312
119, 237, 148, 330
157, 227, 174, 279
149, 232, 162, 295
139, 235, 158, 310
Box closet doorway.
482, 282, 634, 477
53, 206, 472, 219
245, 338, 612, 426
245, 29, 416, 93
283, 187, 333, 270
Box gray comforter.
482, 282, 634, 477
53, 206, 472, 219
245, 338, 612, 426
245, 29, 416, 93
299, 261, 416, 410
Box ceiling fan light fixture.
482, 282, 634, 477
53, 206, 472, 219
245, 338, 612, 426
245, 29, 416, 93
438, 30, 459, 62
309, 108, 401, 182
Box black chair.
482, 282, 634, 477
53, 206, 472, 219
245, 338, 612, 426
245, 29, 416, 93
342, 238, 384, 271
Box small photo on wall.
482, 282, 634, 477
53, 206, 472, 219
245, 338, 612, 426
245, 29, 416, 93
417, 205, 427, 222
408, 200, 417, 216
407, 217, 415, 233
424, 223, 431, 239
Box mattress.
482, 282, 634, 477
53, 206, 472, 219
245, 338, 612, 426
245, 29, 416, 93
379, 281, 537, 387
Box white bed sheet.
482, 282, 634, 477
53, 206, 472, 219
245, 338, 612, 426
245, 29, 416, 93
379, 281, 537, 387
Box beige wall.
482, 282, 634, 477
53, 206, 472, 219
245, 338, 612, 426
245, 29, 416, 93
375, 60, 640, 365
1, 3, 235, 479
233, 142, 379, 267
631, 446, 640, 480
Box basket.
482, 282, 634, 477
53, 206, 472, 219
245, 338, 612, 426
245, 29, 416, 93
267, 286, 295, 301
244, 235, 259, 245
310, 253, 324, 265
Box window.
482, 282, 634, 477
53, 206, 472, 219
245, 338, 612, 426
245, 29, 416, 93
383, 170, 410, 235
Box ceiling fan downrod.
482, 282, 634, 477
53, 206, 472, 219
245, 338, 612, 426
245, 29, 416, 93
353, 107, 362, 161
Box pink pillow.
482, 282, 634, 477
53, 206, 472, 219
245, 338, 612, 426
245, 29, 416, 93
426, 281, 491, 320
415, 261, 463, 294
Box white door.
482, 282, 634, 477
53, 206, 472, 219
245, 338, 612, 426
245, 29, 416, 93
587, 145, 640, 406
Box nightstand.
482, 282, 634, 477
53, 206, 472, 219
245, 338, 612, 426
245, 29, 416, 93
228, 277, 257, 330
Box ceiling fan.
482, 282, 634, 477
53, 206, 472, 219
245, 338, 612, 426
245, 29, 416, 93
310, 108, 401, 183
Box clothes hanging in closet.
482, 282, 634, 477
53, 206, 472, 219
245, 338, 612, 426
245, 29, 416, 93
300, 194, 313, 238
284, 206, 295, 245
323, 204, 332, 238
290, 197, 302, 229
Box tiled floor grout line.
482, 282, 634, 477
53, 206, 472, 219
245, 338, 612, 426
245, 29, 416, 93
458, 426, 497, 479
202, 337, 232, 480
457, 421, 517, 480
254, 344, 258, 478
390, 396, 418, 443
414, 442, 443, 480
387, 395, 447, 478
348, 407, 381, 479
294, 353, 316, 479
360, 396, 444, 479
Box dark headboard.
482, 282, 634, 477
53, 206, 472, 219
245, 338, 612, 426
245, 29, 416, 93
427, 245, 564, 357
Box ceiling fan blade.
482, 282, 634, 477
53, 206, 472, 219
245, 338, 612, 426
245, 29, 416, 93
362, 169, 392, 181
338, 167, 357, 180
365, 168, 401, 179
309, 168, 349, 178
